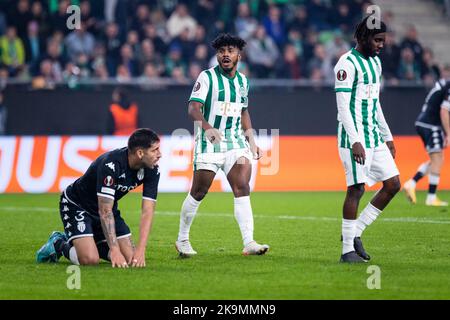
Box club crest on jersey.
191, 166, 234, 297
137, 168, 145, 181
337, 70, 347, 81
77, 221, 86, 233
105, 162, 115, 172
239, 86, 247, 97
193, 81, 201, 92
104, 175, 114, 187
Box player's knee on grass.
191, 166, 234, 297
78, 252, 100, 265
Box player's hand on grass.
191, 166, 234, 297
205, 128, 223, 144
130, 247, 146, 268
386, 140, 396, 158
352, 142, 366, 165
110, 247, 128, 268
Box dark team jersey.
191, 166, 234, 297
64, 147, 160, 219
416, 79, 450, 127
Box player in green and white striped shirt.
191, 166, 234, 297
335, 16, 401, 263
175, 34, 269, 257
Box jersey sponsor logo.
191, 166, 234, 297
117, 182, 138, 192
137, 168, 144, 181
193, 81, 201, 92
104, 175, 114, 187
77, 221, 86, 233
337, 70, 347, 81
105, 162, 115, 172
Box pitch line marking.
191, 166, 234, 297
1, 206, 450, 225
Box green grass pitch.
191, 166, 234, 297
0, 191, 449, 299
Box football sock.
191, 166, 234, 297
177, 194, 201, 242
342, 219, 356, 254
68, 246, 79, 265
412, 162, 430, 185
234, 196, 254, 246
355, 202, 382, 237
427, 174, 440, 201
97, 241, 111, 261
54, 238, 72, 260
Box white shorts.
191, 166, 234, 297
194, 148, 253, 175
338, 143, 399, 187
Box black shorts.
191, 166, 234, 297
416, 125, 445, 153
59, 191, 131, 244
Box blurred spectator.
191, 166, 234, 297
307, 0, 330, 31
287, 28, 303, 59
287, 5, 309, 37
80, 0, 99, 36
193, 0, 216, 29
24, 21, 45, 66
166, 4, 197, 40
0, 26, 25, 76
276, 44, 302, 79
126, 30, 141, 59
302, 30, 319, 64
192, 44, 209, 70
8, 0, 32, 40
172, 66, 189, 84
397, 47, 421, 81
306, 44, 333, 80
140, 62, 159, 81
143, 23, 167, 56
325, 31, 350, 64
119, 43, 139, 77
32, 59, 57, 89
262, 5, 286, 48
34, 39, 66, 79
131, 3, 151, 40
379, 31, 401, 81
65, 21, 95, 61
164, 44, 187, 78
329, 2, 354, 35
139, 39, 164, 76
116, 64, 131, 82
30, 0, 50, 40
0, 90, 6, 135
400, 25, 423, 64
107, 87, 139, 136
50, 0, 71, 36
171, 28, 196, 64
421, 48, 440, 84
246, 25, 279, 78
103, 22, 122, 76
188, 62, 202, 80
234, 2, 258, 41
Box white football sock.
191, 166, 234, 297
69, 246, 80, 265
342, 219, 356, 254
234, 196, 254, 246
177, 194, 201, 242
355, 202, 381, 237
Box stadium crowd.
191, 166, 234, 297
0, 0, 441, 87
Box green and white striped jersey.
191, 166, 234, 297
334, 48, 384, 149
189, 65, 250, 154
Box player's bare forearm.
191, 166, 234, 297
98, 196, 119, 249
440, 107, 450, 137
241, 109, 255, 144
136, 200, 155, 250
188, 101, 213, 130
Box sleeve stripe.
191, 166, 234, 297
143, 197, 157, 202
335, 88, 352, 92
97, 193, 115, 200
442, 100, 450, 111
101, 187, 115, 195
189, 97, 205, 104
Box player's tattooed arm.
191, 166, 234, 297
98, 196, 129, 268
98, 196, 118, 248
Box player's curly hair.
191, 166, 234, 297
128, 128, 160, 151
354, 15, 387, 43
211, 33, 246, 51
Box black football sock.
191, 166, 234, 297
54, 238, 72, 260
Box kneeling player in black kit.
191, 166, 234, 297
36, 128, 161, 268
